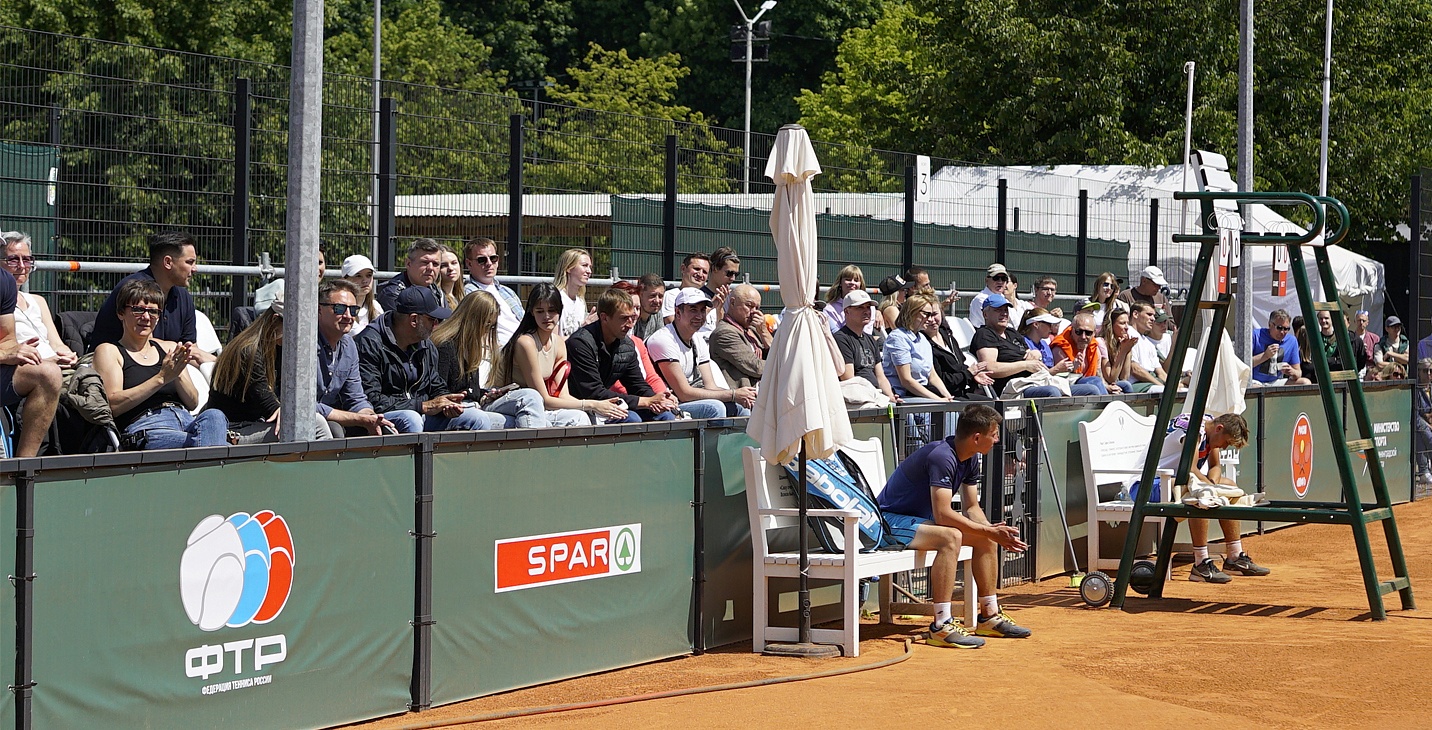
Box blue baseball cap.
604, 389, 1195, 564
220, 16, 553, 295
983, 293, 1011, 309
395, 286, 452, 320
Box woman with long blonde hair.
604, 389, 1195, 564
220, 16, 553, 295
436, 243, 463, 310
552, 248, 594, 337
432, 292, 580, 428
823, 264, 868, 333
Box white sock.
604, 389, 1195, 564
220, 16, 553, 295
1193, 545, 1210, 563
980, 595, 999, 619
934, 602, 951, 626
1226, 540, 1243, 560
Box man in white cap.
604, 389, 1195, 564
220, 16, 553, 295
1118, 265, 1172, 320
968, 263, 1010, 327
461, 237, 523, 347
646, 288, 755, 418
834, 290, 900, 403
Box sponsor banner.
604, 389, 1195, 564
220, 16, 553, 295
1291, 413, 1314, 498
495, 524, 642, 592
30, 456, 413, 729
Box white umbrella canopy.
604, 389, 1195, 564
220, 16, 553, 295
746, 125, 853, 466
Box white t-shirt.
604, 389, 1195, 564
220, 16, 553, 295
659, 287, 719, 331
1130, 331, 1170, 374
646, 323, 712, 390
473, 280, 520, 346
14, 292, 56, 360
559, 290, 586, 338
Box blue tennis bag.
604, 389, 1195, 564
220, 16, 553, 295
782, 450, 898, 553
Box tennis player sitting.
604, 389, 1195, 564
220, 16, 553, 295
1159, 412, 1272, 583
876, 404, 1031, 648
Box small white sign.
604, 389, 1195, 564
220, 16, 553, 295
915, 155, 931, 202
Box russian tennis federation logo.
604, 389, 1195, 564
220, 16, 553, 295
180, 511, 296, 632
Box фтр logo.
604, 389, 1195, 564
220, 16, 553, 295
180, 511, 295, 632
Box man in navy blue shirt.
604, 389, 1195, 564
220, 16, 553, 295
877, 403, 1030, 648
89, 232, 215, 364
0, 267, 61, 457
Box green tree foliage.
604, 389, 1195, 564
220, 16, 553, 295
441, 0, 576, 86
529, 44, 735, 194
799, 0, 1432, 244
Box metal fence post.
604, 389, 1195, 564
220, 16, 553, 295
230, 77, 252, 313
376, 97, 397, 271
12, 469, 36, 730
1077, 189, 1089, 293
996, 178, 1007, 263
692, 425, 707, 655
47, 106, 61, 254
902, 166, 915, 273
409, 439, 435, 711
663, 134, 678, 281
1148, 197, 1159, 268
1412, 174, 1422, 340
508, 114, 525, 276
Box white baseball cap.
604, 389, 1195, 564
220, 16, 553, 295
673, 287, 713, 308
1139, 265, 1169, 287
841, 290, 875, 308
341, 254, 376, 278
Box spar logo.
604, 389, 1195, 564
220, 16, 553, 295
1291, 413, 1314, 498
495, 523, 641, 593
179, 511, 293, 691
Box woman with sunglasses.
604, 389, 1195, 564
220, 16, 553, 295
93, 278, 228, 449
1089, 272, 1127, 328
0, 232, 77, 368
207, 283, 332, 442
882, 294, 954, 402
1097, 308, 1138, 394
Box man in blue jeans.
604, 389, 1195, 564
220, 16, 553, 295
566, 288, 680, 422
646, 288, 755, 419
355, 286, 516, 433
877, 403, 1031, 648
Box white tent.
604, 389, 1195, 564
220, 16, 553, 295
887, 164, 1386, 333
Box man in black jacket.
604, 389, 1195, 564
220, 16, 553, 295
354, 286, 503, 432
567, 288, 679, 422
375, 238, 444, 312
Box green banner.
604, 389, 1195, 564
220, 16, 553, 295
1356, 387, 1413, 504
699, 429, 758, 650
1260, 391, 1350, 504
430, 435, 694, 704
29, 455, 414, 729
0, 483, 13, 730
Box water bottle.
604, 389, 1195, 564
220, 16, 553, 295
1267, 343, 1281, 376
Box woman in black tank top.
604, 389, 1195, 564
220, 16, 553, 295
92, 279, 228, 449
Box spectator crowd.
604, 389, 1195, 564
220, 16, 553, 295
0, 230, 1421, 463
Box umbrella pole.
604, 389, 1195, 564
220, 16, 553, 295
762, 438, 840, 658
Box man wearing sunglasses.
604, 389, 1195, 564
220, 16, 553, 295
316, 279, 392, 437
968, 263, 1010, 327
461, 238, 523, 347
1251, 309, 1310, 385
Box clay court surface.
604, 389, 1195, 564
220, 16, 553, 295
348, 499, 1432, 730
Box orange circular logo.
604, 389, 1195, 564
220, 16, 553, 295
1291, 413, 1314, 498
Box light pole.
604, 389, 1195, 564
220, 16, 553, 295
734, 0, 776, 194
372, 0, 382, 263
1318, 0, 1333, 196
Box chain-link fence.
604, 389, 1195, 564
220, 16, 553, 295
1414, 169, 1431, 497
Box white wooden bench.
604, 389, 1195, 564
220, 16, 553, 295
743, 437, 976, 657
1078, 401, 1181, 574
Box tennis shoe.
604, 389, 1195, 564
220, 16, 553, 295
927, 619, 984, 649
1223, 552, 1271, 576
1189, 558, 1232, 583
975, 611, 1031, 639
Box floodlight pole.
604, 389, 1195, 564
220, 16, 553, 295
371, 0, 382, 263
1318, 0, 1333, 196
735, 0, 776, 194
1181, 62, 1195, 236
281, 0, 323, 441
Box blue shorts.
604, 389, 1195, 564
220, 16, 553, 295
882, 512, 931, 549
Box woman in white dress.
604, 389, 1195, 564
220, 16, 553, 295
552, 248, 595, 337
0, 231, 78, 368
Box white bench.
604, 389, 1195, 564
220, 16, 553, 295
1078, 401, 1181, 574
743, 437, 976, 657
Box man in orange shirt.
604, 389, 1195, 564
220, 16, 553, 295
1050, 311, 1119, 394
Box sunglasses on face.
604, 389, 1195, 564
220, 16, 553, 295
322, 303, 362, 317
989, 275, 1008, 282
1074, 329, 1095, 337
919, 310, 939, 319
468, 255, 499, 266
1273, 324, 1291, 332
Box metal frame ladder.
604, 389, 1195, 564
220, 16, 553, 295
1112, 191, 1414, 619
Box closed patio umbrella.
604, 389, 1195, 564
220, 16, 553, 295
746, 124, 852, 656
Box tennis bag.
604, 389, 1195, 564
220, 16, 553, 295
781, 450, 898, 553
